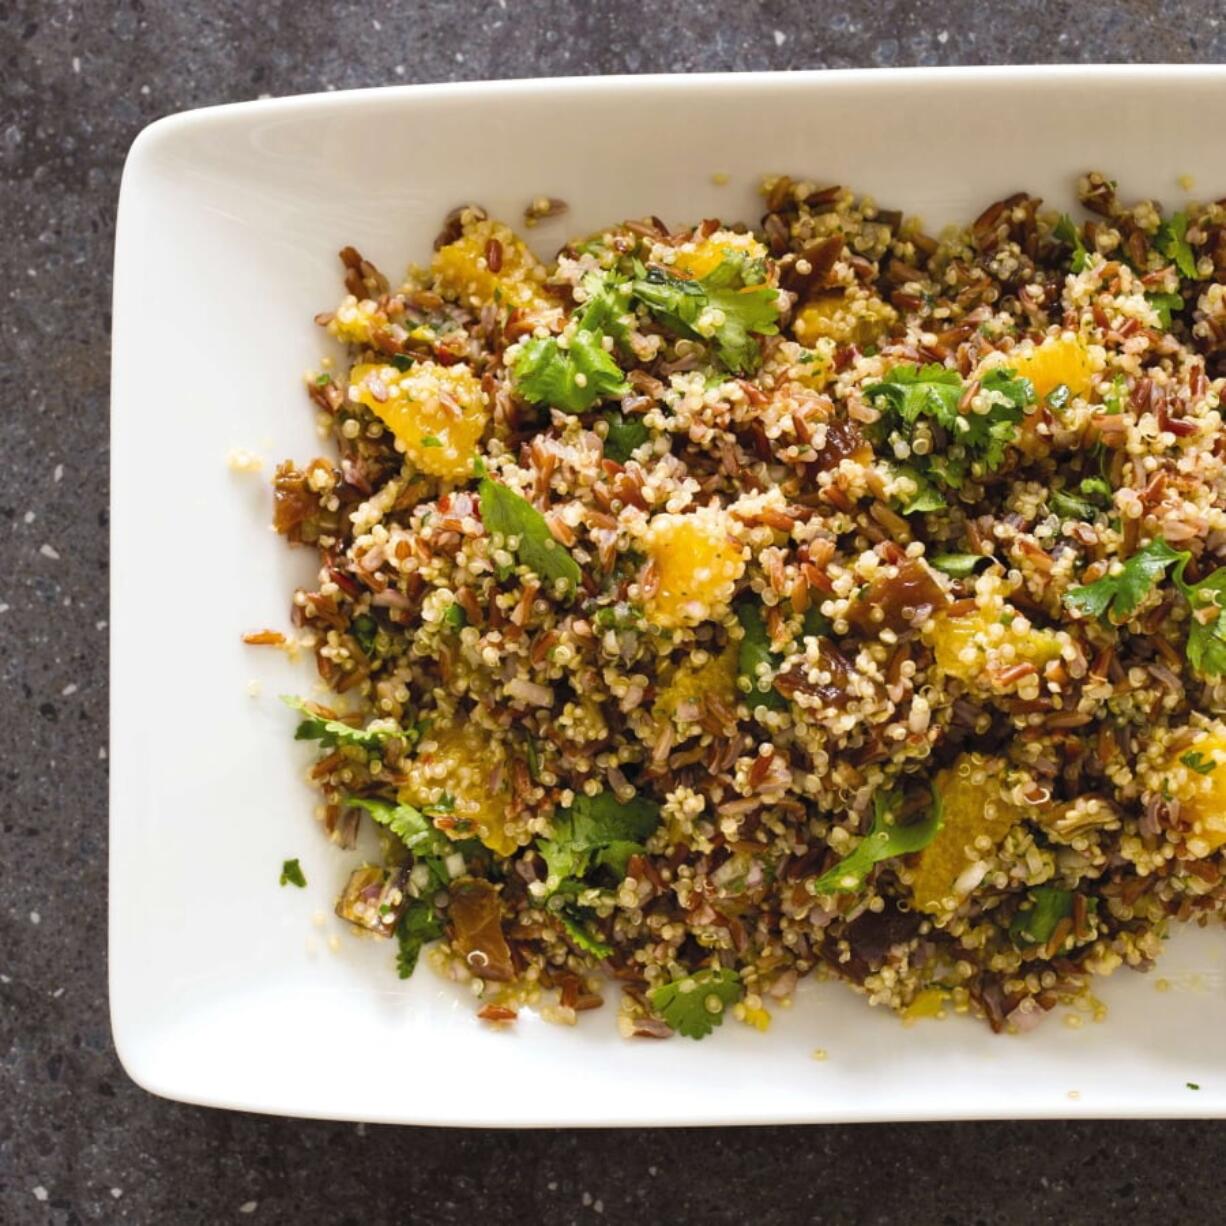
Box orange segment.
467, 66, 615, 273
642, 509, 745, 629
432, 217, 553, 311
1004, 335, 1093, 400
910, 755, 1024, 913
349, 361, 487, 480
399, 722, 517, 856
1163, 727, 1226, 852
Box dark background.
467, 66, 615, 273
3, 1, 1225, 1222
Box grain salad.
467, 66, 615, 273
261, 173, 1226, 1039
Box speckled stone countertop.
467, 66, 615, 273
4, 2, 1226, 1222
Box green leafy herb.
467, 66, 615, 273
893, 465, 948, 514
1175, 565, 1226, 678
350, 613, 378, 656
1180, 750, 1217, 776
442, 601, 467, 630
558, 908, 613, 959
647, 967, 743, 1040
576, 270, 634, 343
314, 372, 333, 387
929, 553, 989, 578
1009, 886, 1073, 947
279, 858, 307, 888
1188, 1082, 1201, 1091
631, 261, 780, 374
602, 408, 650, 463
478, 477, 582, 594
593, 602, 642, 630
345, 795, 450, 855
524, 738, 542, 782
1155, 212, 1198, 280
395, 899, 444, 978
420, 434, 442, 448
1079, 476, 1112, 505
1063, 538, 1186, 623
282, 695, 397, 753
803, 606, 834, 638
1054, 214, 1090, 273
811, 787, 943, 896
1049, 489, 1099, 521
1147, 291, 1184, 329
734, 599, 787, 712
537, 789, 660, 887
513, 330, 629, 414
865, 364, 1034, 503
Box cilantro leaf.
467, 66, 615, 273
866, 364, 1033, 504
1181, 750, 1217, 776
1063, 538, 1187, 623
1155, 212, 1198, 280
281, 695, 398, 753
812, 787, 943, 896
513, 330, 629, 414
576, 270, 634, 343
478, 477, 582, 594
631, 262, 779, 374
395, 898, 444, 978
648, 967, 743, 1039
1079, 477, 1112, 505
1049, 489, 1099, 521
557, 908, 613, 960
1009, 886, 1073, 947
1175, 565, 1226, 678
350, 613, 378, 656
865, 363, 963, 429
345, 795, 451, 855
929, 553, 989, 578
734, 599, 787, 712
893, 465, 947, 513
1147, 291, 1184, 329
602, 407, 650, 463
1053, 214, 1090, 273
279, 858, 307, 888
536, 789, 660, 888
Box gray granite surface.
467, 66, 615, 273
3, 1, 1226, 1222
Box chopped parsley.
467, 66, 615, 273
1155, 212, 1198, 280
478, 477, 582, 594
279, 858, 307, 888
314, 372, 333, 387
1063, 538, 1186, 623
389, 354, 415, 372
442, 601, 467, 630
420, 434, 443, 448
1188, 1082, 1201, 1091
734, 599, 787, 712
1009, 886, 1074, 947
395, 898, 444, 978
648, 967, 743, 1039
631, 259, 780, 374
1180, 750, 1217, 776
282, 695, 399, 753
1054, 214, 1090, 273
811, 787, 943, 896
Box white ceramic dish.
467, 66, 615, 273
111, 67, 1226, 1125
